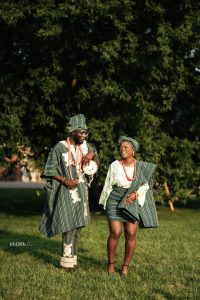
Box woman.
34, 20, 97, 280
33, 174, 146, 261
99, 136, 158, 276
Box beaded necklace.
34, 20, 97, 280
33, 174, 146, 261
120, 159, 137, 181
66, 138, 83, 179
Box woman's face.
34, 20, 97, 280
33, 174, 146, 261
119, 141, 134, 159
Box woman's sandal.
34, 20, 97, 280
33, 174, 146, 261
121, 264, 129, 276
108, 262, 115, 274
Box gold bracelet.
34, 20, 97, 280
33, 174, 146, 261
61, 177, 66, 184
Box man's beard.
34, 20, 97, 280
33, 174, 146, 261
73, 135, 83, 145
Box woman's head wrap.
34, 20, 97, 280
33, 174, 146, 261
118, 136, 139, 152
67, 114, 87, 132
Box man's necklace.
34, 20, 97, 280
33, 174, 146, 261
120, 159, 137, 181
67, 138, 82, 179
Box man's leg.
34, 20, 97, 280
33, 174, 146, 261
60, 228, 81, 269
72, 227, 82, 267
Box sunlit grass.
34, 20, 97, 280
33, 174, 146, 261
0, 189, 200, 299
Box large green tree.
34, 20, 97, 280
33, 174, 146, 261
0, 0, 199, 206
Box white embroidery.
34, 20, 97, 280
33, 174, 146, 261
62, 153, 68, 163
69, 188, 81, 203
78, 176, 85, 184
80, 140, 88, 156
63, 243, 73, 257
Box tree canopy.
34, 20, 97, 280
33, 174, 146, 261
0, 0, 199, 205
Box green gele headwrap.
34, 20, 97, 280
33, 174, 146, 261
68, 114, 88, 132
118, 136, 139, 152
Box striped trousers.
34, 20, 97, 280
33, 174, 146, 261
60, 228, 82, 268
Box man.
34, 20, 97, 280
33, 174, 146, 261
39, 114, 100, 271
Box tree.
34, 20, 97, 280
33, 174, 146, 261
0, 0, 199, 207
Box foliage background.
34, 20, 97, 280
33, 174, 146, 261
0, 0, 199, 206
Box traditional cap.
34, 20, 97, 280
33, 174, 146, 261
118, 135, 139, 152
68, 114, 87, 132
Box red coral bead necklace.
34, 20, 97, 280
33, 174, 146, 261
66, 138, 82, 179
120, 159, 137, 181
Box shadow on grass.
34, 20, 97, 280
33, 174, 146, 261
0, 188, 104, 216
0, 189, 46, 216
0, 188, 106, 270
0, 230, 106, 270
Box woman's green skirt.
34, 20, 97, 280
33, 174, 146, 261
106, 186, 138, 222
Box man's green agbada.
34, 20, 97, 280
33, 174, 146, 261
39, 114, 100, 271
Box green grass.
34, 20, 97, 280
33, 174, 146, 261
0, 189, 200, 300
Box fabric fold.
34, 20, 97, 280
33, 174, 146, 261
118, 161, 159, 227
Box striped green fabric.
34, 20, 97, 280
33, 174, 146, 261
118, 136, 139, 152
117, 160, 159, 228
62, 228, 82, 257
39, 142, 97, 237
68, 114, 87, 132
106, 186, 138, 222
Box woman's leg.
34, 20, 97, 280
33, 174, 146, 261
107, 221, 122, 272
122, 221, 138, 275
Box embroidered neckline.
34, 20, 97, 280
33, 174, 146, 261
66, 138, 82, 179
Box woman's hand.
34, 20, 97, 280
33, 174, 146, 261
82, 151, 94, 166
125, 191, 138, 205
63, 178, 79, 189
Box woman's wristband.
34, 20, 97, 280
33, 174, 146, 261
61, 177, 67, 184
134, 191, 138, 199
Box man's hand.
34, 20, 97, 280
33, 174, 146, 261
63, 178, 79, 189
82, 151, 94, 166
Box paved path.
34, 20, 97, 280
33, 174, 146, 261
0, 181, 45, 189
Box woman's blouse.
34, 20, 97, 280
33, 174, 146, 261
99, 160, 149, 209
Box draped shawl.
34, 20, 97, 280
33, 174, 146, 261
117, 160, 159, 227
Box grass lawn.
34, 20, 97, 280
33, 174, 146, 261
0, 189, 200, 300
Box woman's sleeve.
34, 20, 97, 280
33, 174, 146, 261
137, 182, 149, 207
99, 165, 114, 209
